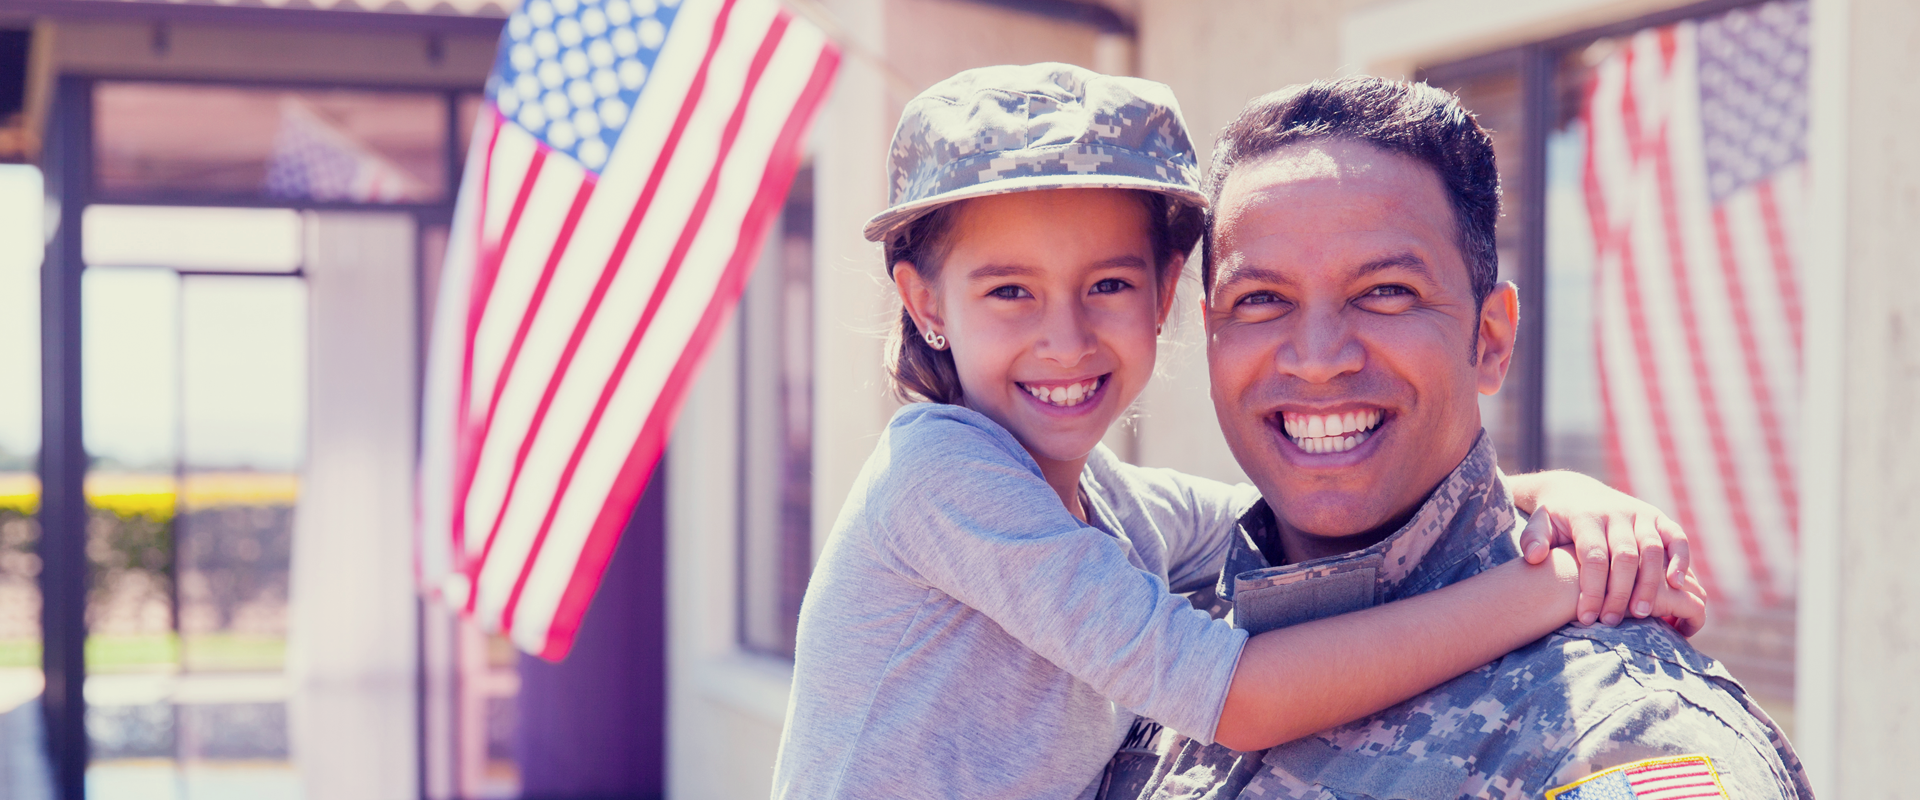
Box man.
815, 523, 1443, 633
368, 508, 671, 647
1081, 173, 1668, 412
1100, 77, 1811, 799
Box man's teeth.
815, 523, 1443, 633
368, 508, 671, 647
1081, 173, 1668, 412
1022, 376, 1104, 408
1281, 409, 1384, 454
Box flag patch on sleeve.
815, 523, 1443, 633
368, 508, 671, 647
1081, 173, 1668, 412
1545, 754, 1728, 800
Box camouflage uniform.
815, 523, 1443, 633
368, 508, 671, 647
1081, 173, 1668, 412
1098, 433, 1813, 800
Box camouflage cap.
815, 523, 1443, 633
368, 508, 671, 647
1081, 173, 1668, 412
863, 62, 1206, 243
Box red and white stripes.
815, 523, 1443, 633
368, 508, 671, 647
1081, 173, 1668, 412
1584, 23, 1802, 608
419, 0, 838, 659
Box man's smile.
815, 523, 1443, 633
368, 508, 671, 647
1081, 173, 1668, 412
1278, 407, 1385, 454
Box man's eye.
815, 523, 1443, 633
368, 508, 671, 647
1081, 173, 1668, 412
1224, 290, 1290, 321
989, 285, 1031, 300
1355, 284, 1418, 312
1091, 278, 1132, 295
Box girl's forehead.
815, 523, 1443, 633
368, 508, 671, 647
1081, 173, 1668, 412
941, 192, 1158, 279
948, 189, 1153, 236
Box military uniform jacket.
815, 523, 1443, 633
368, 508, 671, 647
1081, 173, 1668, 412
1097, 433, 1813, 800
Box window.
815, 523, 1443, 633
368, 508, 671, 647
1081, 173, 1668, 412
38, 73, 478, 800
737, 167, 815, 658
79, 207, 307, 799
93, 82, 450, 204
1422, 0, 1809, 729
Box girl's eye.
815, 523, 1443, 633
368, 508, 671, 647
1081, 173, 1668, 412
988, 285, 1031, 300
1091, 278, 1132, 295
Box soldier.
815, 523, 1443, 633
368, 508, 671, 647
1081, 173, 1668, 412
1097, 77, 1812, 800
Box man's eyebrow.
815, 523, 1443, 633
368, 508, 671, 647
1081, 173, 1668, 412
1212, 265, 1295, 290
1353, 253, 1436, 281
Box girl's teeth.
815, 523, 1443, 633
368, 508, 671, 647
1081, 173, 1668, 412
1024, 377, 1103, 407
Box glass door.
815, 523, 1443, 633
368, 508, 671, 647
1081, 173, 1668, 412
81, 206, 307, 800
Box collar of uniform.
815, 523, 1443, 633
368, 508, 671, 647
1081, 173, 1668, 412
1216, 431, 1518, 634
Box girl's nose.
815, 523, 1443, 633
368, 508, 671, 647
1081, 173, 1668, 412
1033, 300, 1097, 367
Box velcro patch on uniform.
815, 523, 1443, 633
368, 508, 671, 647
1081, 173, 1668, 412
1545, 754, 1728, 800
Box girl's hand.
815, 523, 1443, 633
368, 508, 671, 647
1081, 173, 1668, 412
1509, 470, 1697, 631
1539, 546, 1707, 637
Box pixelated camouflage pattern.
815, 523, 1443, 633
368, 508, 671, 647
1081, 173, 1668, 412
1097, 432, 1813, 800
864, 63, 1204, 242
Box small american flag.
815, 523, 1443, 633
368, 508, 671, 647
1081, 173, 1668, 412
1545, 754, 1730, 800
1583, 0, 1807, 608
265, 97, 426, 202
418, 0, 839, 659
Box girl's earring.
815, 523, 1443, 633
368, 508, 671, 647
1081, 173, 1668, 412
924, 330, 947, 350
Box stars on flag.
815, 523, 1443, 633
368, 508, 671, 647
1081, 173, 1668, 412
488, 0, 684, 171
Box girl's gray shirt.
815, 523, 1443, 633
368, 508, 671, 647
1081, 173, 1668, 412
773, 403, 1258, 800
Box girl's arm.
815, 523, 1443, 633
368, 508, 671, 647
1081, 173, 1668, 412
1508, 470, 1694, 628
1213, 547, 1706, 752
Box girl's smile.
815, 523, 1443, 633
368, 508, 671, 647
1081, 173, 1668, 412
1017, 373, 1110, 410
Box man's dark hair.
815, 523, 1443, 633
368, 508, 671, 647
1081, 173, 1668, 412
1201, 77, 1502, 309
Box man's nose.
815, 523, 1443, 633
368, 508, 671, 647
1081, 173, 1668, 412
1033, 299, 1097, 367
1274, 307, 1363, 383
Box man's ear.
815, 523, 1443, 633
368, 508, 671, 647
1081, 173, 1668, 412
1156, 253, 1186, 331
1475, 281, 1520, 395
894, 261, 945, 337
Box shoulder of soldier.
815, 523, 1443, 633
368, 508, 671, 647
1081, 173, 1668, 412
1523, 622, 1813, 800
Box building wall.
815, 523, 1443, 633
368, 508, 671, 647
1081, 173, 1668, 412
291, 211, 421, 800
1825, 0, 1920, 793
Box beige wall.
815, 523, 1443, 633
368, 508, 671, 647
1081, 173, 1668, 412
1817, 0, 1920, 793
290, 211, 421, 800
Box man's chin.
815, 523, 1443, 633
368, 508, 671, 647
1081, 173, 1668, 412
1240, 431, 1408, 540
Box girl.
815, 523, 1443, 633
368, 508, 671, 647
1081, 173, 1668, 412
773, 64, 1702, 800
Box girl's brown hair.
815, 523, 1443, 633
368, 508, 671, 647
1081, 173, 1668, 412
883, 189, 1204, 405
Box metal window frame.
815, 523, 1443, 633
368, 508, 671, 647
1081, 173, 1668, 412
1415, 0, 1777, 473
37, 71, 473, 800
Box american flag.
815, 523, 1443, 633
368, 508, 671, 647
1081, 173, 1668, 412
1583, 0, 1806, 608
418, 0, 839, 659
1545, 754, 1729, 800
265, 97, 427, 202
